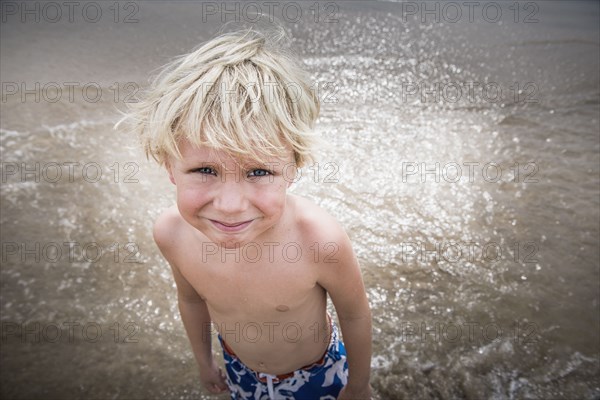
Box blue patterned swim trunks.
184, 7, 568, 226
218, 319, 348, 400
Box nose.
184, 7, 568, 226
212, 181, 247, 214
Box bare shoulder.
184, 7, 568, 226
288, 194, 350, 249
288, 195, 361, 294
153, 205, 186, 256
153, 205, 205, 300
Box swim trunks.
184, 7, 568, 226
217, 319, 348, 400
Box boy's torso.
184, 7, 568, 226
170, 196, 333, 375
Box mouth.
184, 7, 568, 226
209, 219, 253, 233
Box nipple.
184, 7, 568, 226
275, 304, 290, 312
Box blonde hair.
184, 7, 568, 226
115, 28, 320, 167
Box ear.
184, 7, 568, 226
165, 161, 176, 185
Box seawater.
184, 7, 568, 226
1, 1, 598, 399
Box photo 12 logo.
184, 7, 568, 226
397, 241, 540, 265
1, 82, 139, 104
1, 241, 142, 264
1, 321, 140, 344
201, 241, 339, 264
199, 2, 339, 23
1, 162, 140, 184
399, 320, 539, 345
399, 81, 539, 105
1, 2, 140, 23
401, 161, 539, 184
400, 2, 540, 24
203, 320, 332, 344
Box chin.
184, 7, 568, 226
212, 234, 253, 249
219, 240, 246, 249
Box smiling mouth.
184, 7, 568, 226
209, 219, 253, 233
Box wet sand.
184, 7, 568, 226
1, 1, 599, 399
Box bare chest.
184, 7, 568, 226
180, 242, 322, 316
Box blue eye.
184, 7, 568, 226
248, 169, 271, 177
194, 167, 215, 175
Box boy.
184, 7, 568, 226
120, 29, 372, 399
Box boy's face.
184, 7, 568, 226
167, 139, 295, 248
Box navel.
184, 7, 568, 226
275, 304, 290, 312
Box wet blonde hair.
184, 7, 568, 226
116, 28, 320, 167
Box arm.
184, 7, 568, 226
317, 228, 372, 399
175, 267, 227, 394
153, 213, 227, 394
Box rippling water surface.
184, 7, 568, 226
1, 1, 599, 399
